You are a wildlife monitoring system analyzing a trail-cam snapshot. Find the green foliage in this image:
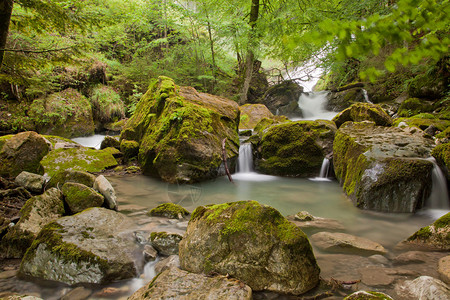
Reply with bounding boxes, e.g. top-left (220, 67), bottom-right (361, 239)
top-left (90, 85), bottom-right (125, 123)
